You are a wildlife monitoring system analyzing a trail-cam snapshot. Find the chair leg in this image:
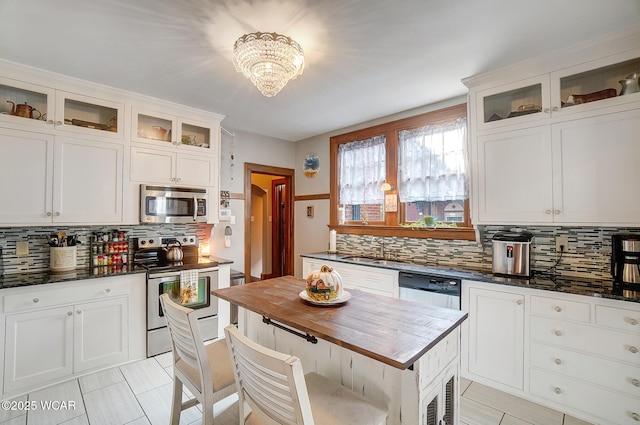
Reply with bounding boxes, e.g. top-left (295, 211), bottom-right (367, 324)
top-left (169, 377), bottom-right (184, 425)
top-left (202, 393), bottom-right (214, 425)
